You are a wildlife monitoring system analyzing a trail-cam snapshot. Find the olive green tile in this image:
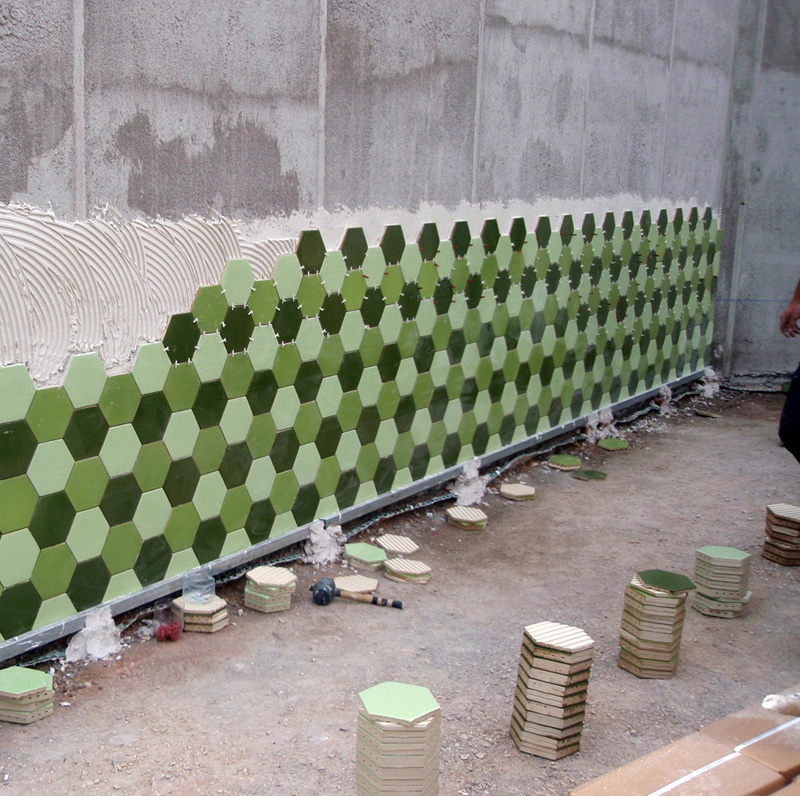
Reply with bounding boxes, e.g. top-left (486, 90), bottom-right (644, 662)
top-left (272, 387), bottom-right (300, 430)
top-left (246, 413), bottom-right (277, 458)
top-left (101, 522), bottom-right (142, 575)
top-left (192, 284), bottom-right (229, 332)
top-left (28, 440), bottom-right (74, 495)
top-left (163, 503), bottom-right (201, 552)
top-left (192, 472), bottom-right (227, 520)
top-left (26, 387), bottom-right (74, 442)
top-left (380, 265), bottom-right (405, 304)
top-left (63, 354), bottom-right (107, 409)
top-left (273, 344), bottom-right (301, 387)
top-left (269, 471), bottom-right (299, 514)
top-left (336, 392), bottom-right (362, 432)
top-left (318, 335), bottom-right (345, 376)
top-left (298, 274), bottom-right (326, 316)
top-left (163, 363), bottom-right (200, 411)
top-left (66, 508), bottom-right (109, 561)
top-left (220, 259), bottom-right (255, 306)
top-left (192, 333), bottom-right (228, 382)
top-left (100, 424), bottom-right (141, 477)
top-left (30, 543), bottom-right (76, 600)
top-left (342, 271), bottom-right (367, 311)
top-left (248, 280), bottom-right (280, 325)
top-left (314, 456), bottom-right (341, 496)
top-left (0, 475), bottom-right (37, 534)
top-left (274, 254), bottom-right (303, 300)
top-left (220, 485), bottom-right (252, 531)
top-left (377, 382), bottom-right (400, 420)
top-left (220, 353), bottom-right (254, 398)
top-left (65, 457), bottom-right (109, 512)
top-left (294, 402), bottom-right (322, 445)
top-left (0, 529), bottom-right (40, 587)
top-left (130, 442), bottom-right (169, 493)
top-left (133, 489), bottom-right (172, 540)
top-left (245, 455), bottom-right (277, 501)
top-left (132, 343), bottom-right (171, 394)
top-left (98, 373), bottom-right (141, 427)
